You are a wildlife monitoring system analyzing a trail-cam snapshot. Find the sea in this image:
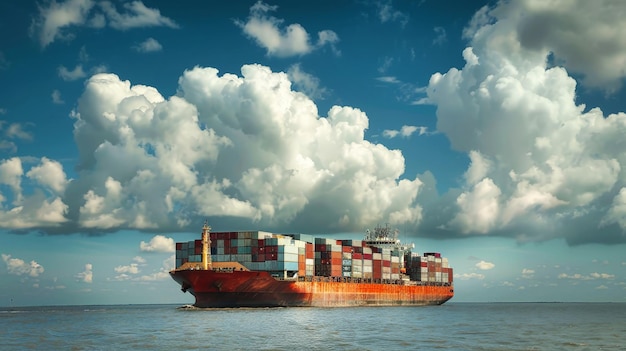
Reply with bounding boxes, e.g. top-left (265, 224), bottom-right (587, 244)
top-left (1, 303), bottom-right (624, 350)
